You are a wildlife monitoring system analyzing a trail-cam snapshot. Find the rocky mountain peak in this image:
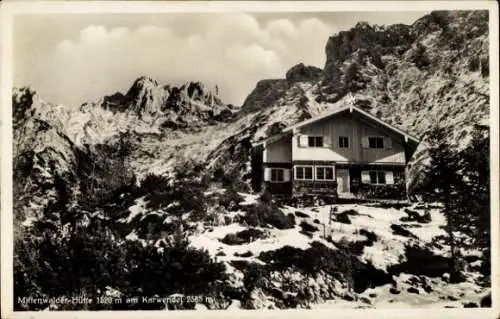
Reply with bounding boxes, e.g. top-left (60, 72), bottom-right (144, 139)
top-left (132, 76), bottom-right (159, 88)
top-left (85, 76), bottom-right (229, 122)
top-left (285, 63), bottom-right (323, 83)
top-left (125, 76), bottom-right (161, 101)
top-left (12, 87), bottom-right (72, 135)
top-left (323, 20), bottom-right (415, 73)
top-left (122, 76), bottom-right (166, 116)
